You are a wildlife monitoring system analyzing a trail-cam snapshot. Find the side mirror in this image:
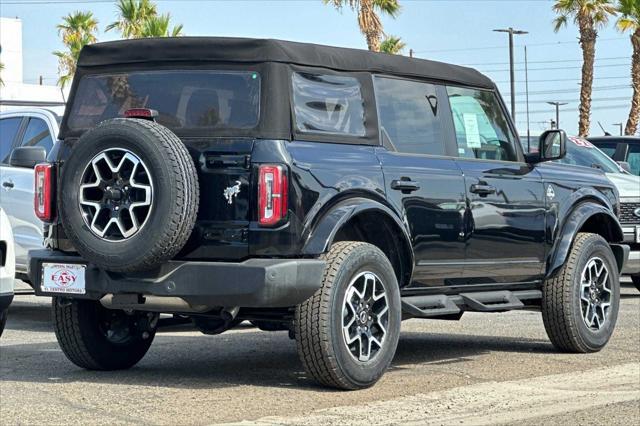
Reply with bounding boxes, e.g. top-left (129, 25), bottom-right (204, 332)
top-left (527, 130), bottom-right (567, 163)
top-left (9, 146), bottom-right (47, 169)
top-left (617, 161), bottom-right (631, 173)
